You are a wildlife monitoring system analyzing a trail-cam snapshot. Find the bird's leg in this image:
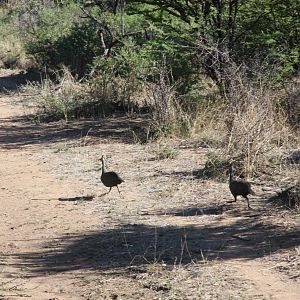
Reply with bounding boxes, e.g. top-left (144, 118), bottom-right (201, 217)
top-left (116, 185), bottom-right (121, 194)
top-left (107, 187), bottom-right (112, 194)
top-left (244, 196), bottom-right (251, 209)
top-left (227, 195), bottom-right (237, 203)
top-left (98, 188), bottom-right (111, 197)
